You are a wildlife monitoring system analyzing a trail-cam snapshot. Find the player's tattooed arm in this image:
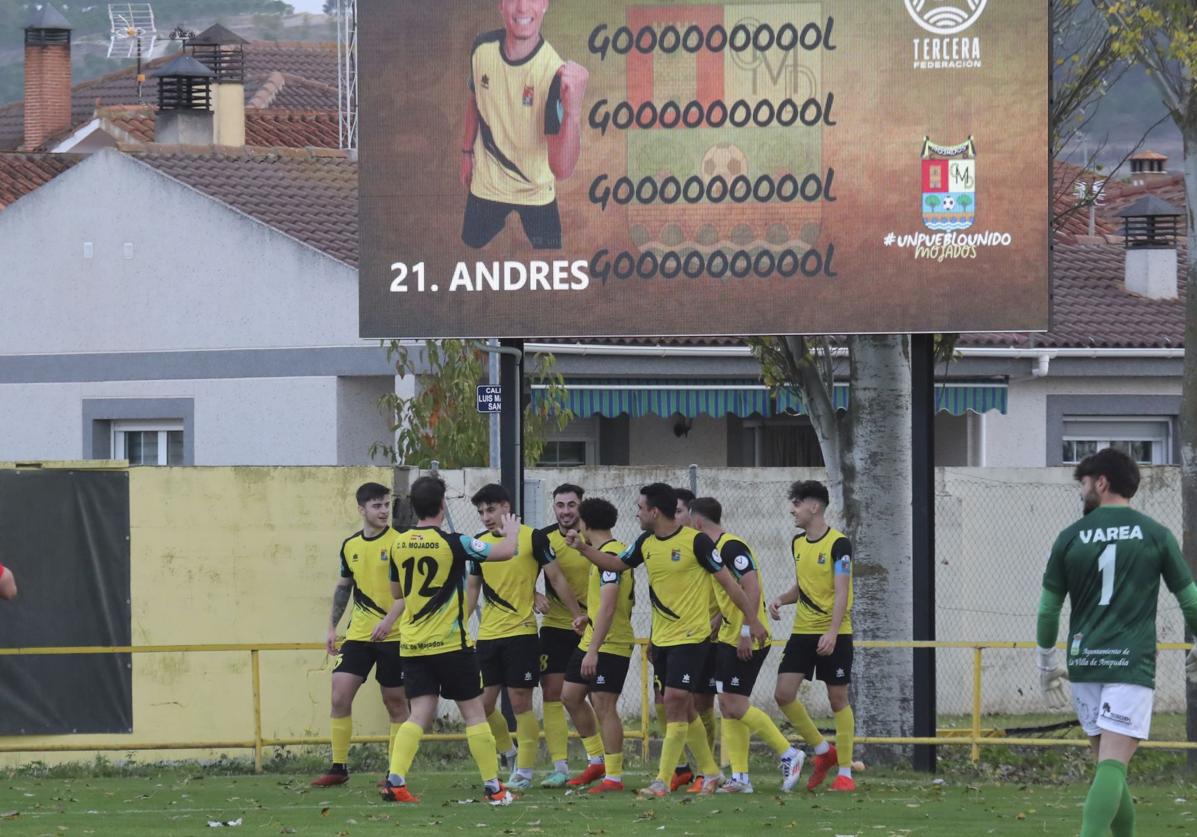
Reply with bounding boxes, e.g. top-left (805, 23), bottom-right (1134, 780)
top-left (326, 579), bottom-right (353, 655)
